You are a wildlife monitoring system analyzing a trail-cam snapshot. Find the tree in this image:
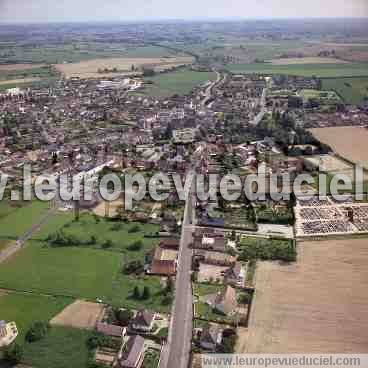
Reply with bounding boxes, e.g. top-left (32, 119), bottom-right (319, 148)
top-left (128, 224), bottom-right (141, 233)
top-left (142, 286), bottom-right (151, 300)
top-left (238, 292), bottom-right (252, 305)
top-left (26, 321), bottom-right (49, 342)
top-left (133, 286), bottom-right (140, 299)
top-left (115, 309), bottom-right (134, 326)
top-left (102, 239), bottom-right (113, 249)
top-left (4, 343), bottom-right (23, 364)
top-left (142, 67), bottom-right (155, 77)
top-left (128, 240), bottom-right (143, 251)
top-left (165, 277), bottom-right (174, 294)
